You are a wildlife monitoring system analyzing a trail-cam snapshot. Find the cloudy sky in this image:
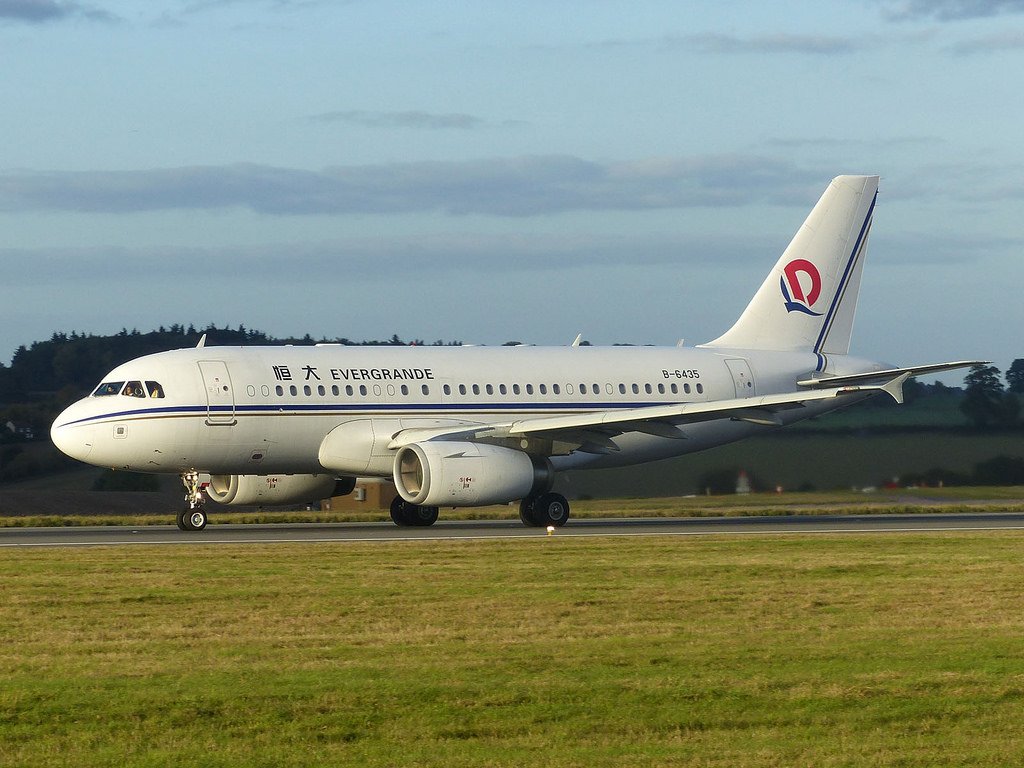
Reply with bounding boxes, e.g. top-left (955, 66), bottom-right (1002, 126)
top-left (2, 0), bottom-right (1023, 380)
